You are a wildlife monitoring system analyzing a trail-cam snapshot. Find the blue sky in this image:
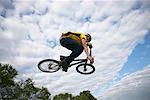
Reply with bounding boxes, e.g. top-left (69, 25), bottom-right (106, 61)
top-left (0, 0), bottom-right (150, 100)
top-left (118, 32), bottom-right (150, 78)
top-left (94, 32), bottom-right (150, 96)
